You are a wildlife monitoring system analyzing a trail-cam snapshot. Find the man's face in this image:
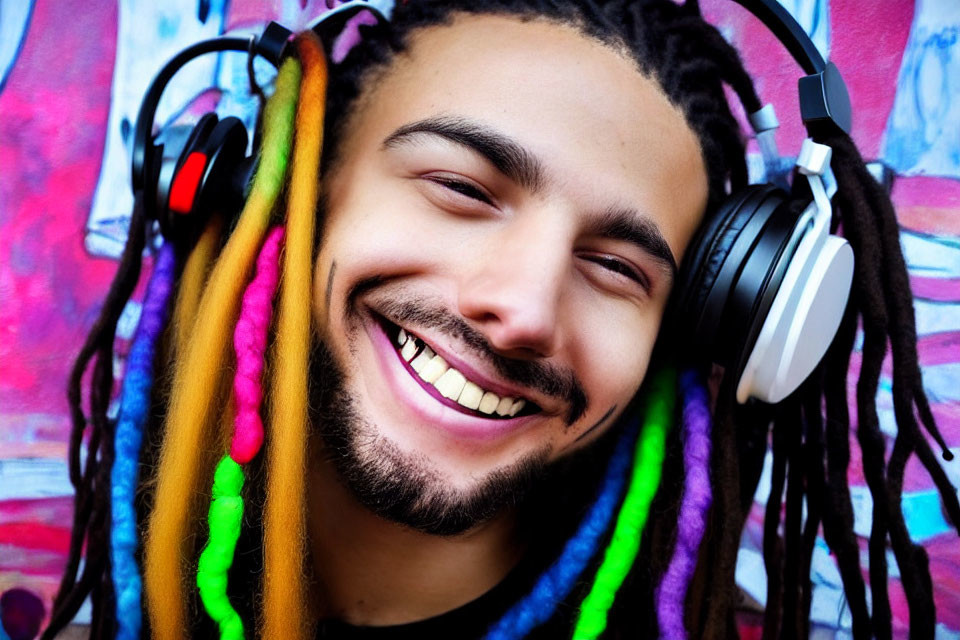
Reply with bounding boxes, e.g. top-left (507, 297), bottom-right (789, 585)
top-left (311, 14), bottom-right (708, 533)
